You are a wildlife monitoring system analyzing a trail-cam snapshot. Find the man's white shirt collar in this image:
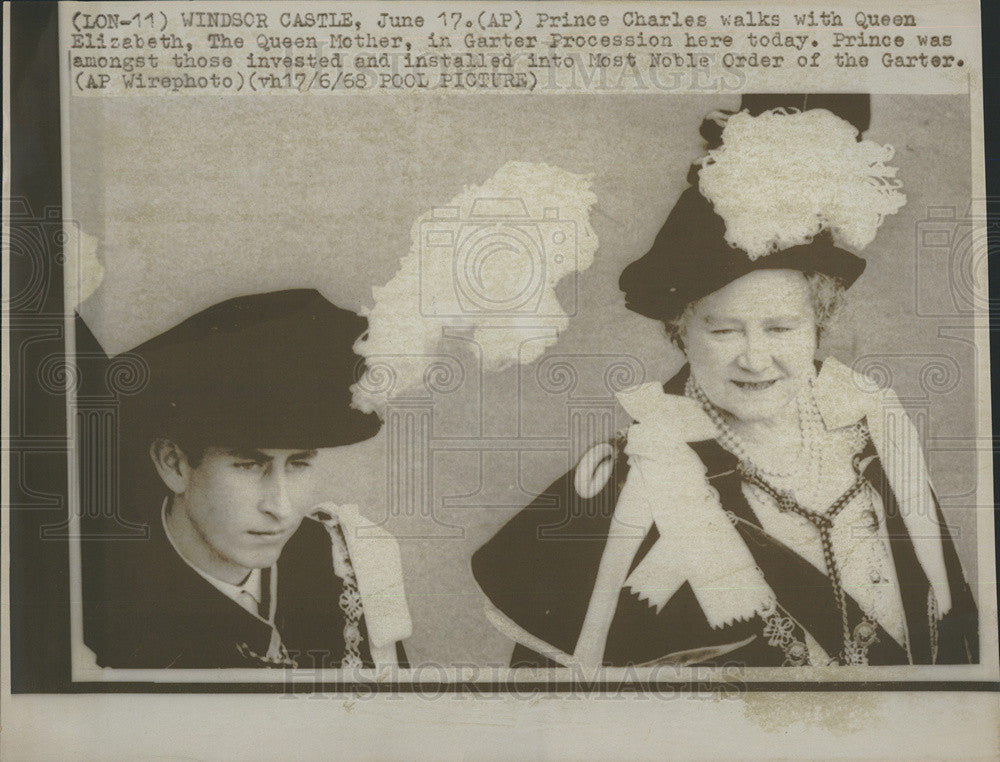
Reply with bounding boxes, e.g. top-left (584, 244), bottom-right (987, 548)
top-left (161, 499), bottom-right (268, 618)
